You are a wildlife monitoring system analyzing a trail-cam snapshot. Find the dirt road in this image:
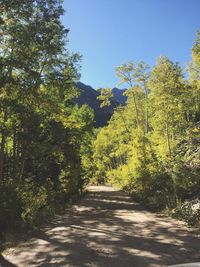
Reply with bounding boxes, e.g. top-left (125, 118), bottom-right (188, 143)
top-left (1, 186), bottom-right (200, 267)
